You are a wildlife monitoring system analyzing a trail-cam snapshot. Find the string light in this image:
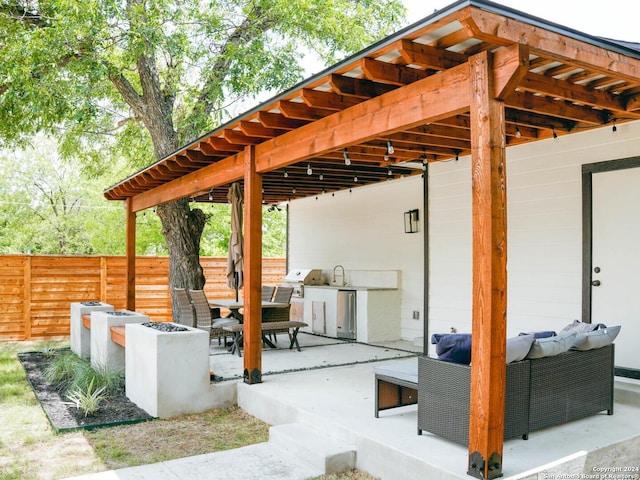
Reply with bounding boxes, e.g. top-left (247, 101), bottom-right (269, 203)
top-left (386, 140), bottom-right (394, 155)
top-left (284, 170), bottom-right (288, 178)
top-left (612, 119), bottom-right (618, 134)
top-left (552, 127), bottom-right (558, 141)
top-left (515, 126), bottom-right (521, 138)
top-left (208, 189), bottom-right (214, 201)
top-left (343, 148), bottom-right (351, 166)
top-left (354, 175), bottom-right (358, 183)
top-left (306, 164), bottom-right (312, 175)
top-left (319, 172), bottom-right (324, 181)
